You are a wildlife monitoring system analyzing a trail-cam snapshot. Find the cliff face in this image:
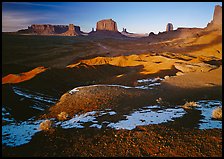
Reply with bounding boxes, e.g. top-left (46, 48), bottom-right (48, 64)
top-left (54, 25), bottom-right (69, 34)
top-left (206, 5), bottom-right (222, 30)
top-left (96, 19), bottom-right (118, 32)
top-left (30, 24), bottom-right (55, 34)
top-left (212, 5), bottom-right (222, 26)
top-left (61, 24), bottom-right (79, 36)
